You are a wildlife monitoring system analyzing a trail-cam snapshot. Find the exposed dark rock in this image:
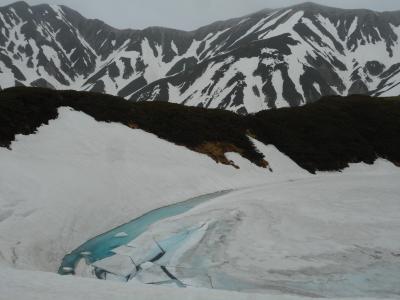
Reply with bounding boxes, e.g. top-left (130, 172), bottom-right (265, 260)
top-left (120, 57), bottom-right (134, 80)
top-left (119, 76), bottom-right (147, 98)
top-left (349, 80), bottom-right (369, 95)
top-left (31, 78), bottom-right (55, 90)
top-left (90, 80), bottom-right (106, 93)
top-left (365, 61), bottom-right (385, 76)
